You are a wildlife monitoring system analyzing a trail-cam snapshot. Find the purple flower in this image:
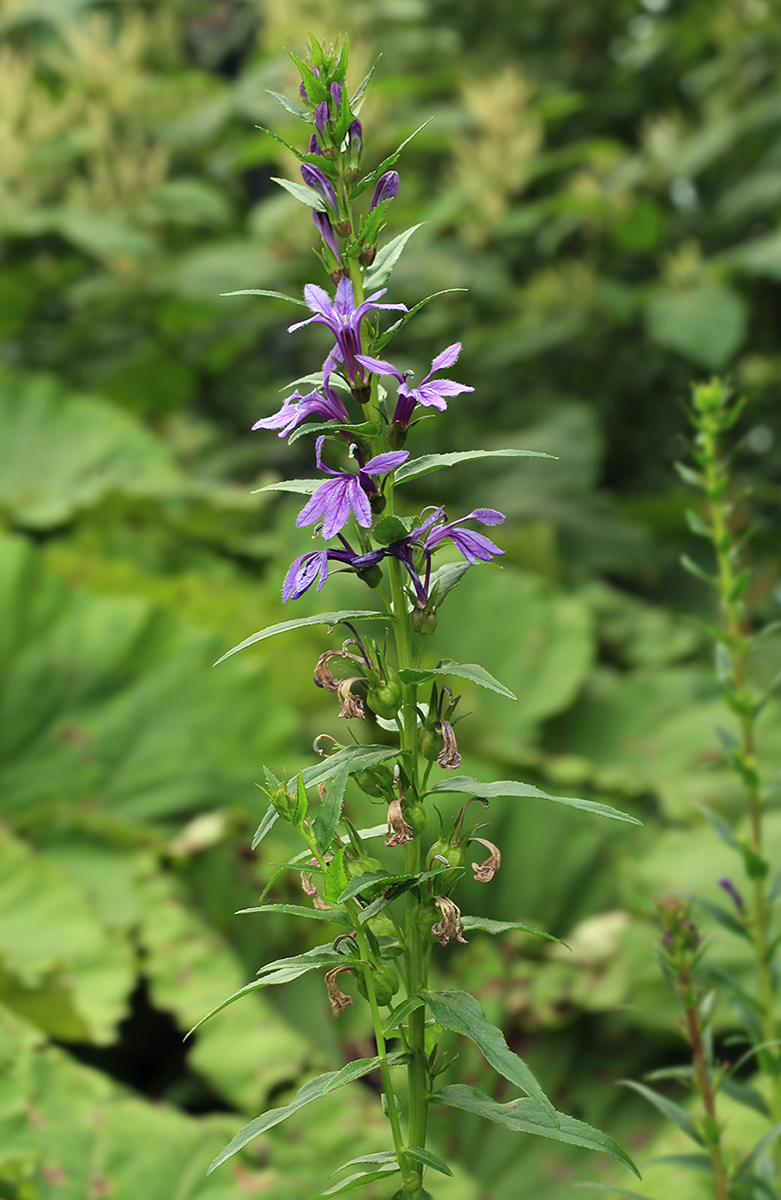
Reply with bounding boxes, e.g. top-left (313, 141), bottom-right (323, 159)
top-left (718, 877), bottom-right (745, 913)
top-left (356, 343), bottom-right (474, 428)
top-left (251, 378), bottom-right (349, 439)
top-left (426, 508), bottom-right (505, 563)
top-left (309, 133), bottom-right (321, 155)
top-left (348, 119), bottom-right (362, 158)
top-left (300, 163), bottom-right (338, 216)
top-left (289, 278), bottom-right (407, 386)
top-left (312, 210), bottom-right (342, 263)
top-left (370, 170), bottom-right (399, 211)
top-left (283, 539), bottom-right (386, 603)
top-left (384, 507), bottom-right (505, 605)
top-left (330, 81), bottom-right (342, 108)
top-left (315, 101), bottom-right (329, 137)
top-left (296, 436), bottom-right (409, 540)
